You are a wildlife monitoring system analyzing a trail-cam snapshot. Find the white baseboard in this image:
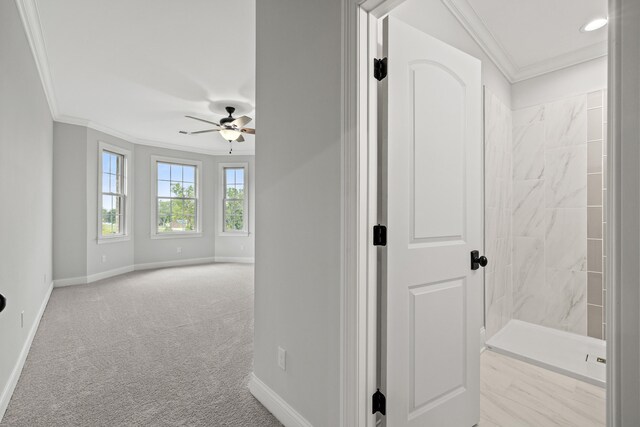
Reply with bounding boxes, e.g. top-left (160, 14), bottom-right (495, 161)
top-left (214, 256), bottom-right (255, 264)
top-left (248, 373), bottom-right (313, 427)
top-left (87, 266), bottom-right (134, 283)
top-left (0, 281), bottom-right (53, 422)
top-left (53, 265), bottom-right (134, 287)
top-left (134, 257), bottom-right (216, 271)
top-left (53, 256), bottom-right (244, 286)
